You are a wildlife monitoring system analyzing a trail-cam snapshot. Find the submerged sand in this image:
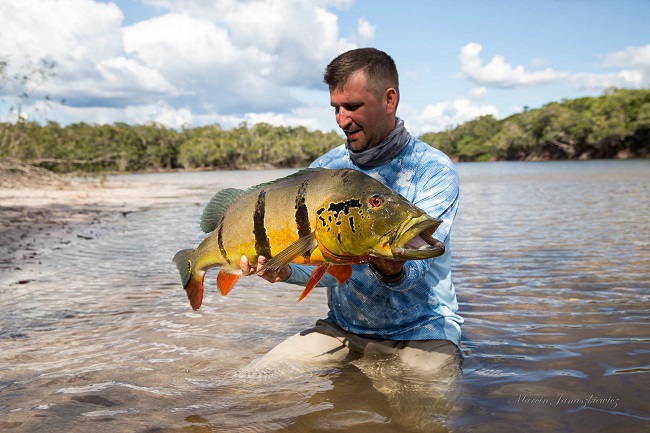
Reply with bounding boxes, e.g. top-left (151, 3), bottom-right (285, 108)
top-left (0, 160), bottom-right (188, 273)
